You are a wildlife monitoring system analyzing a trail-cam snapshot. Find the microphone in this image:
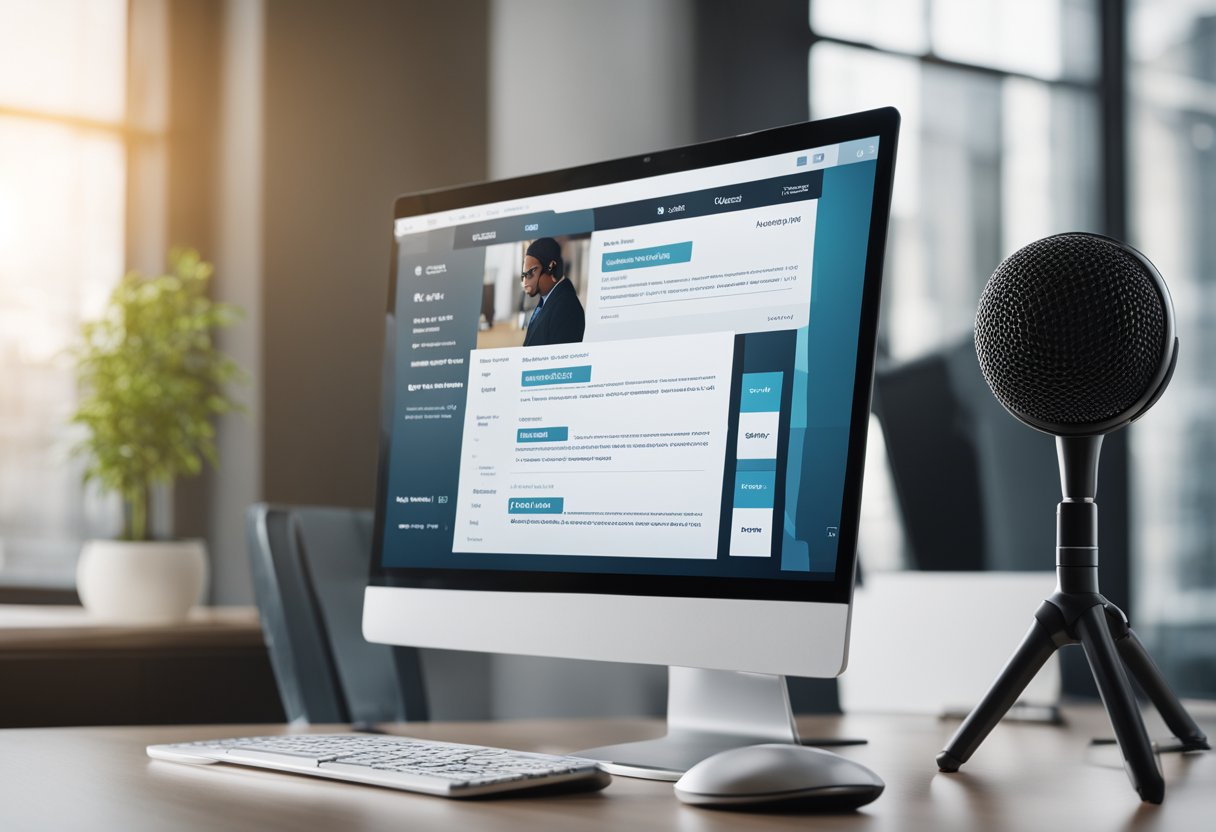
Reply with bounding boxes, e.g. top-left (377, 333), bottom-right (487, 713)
top-left (974, 232), bottom-right (1178, 498)
top-left (939, 231), bottom-right (1209, 805)
top-left (975, 231), bottom-right (1177, 437)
